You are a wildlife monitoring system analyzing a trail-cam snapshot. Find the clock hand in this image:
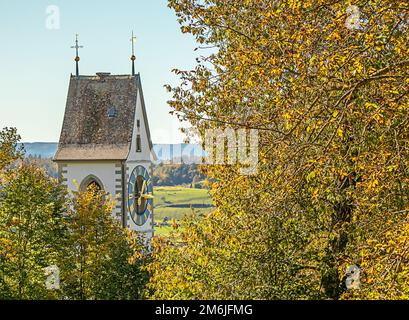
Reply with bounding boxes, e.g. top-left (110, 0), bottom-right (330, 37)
top-left (138, 181), bottom-right (147, 206)
top-left (138, 193), bottom-right (142, 206)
